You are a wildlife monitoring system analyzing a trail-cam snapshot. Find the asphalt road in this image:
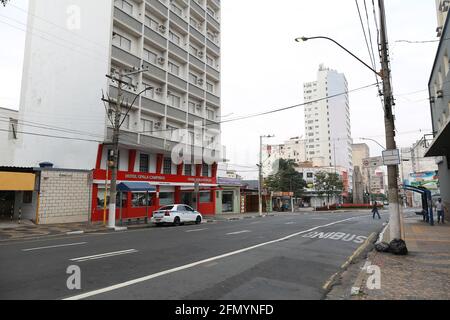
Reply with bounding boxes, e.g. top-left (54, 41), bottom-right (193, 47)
top-left (0, 211), bottom-right (388, 300)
